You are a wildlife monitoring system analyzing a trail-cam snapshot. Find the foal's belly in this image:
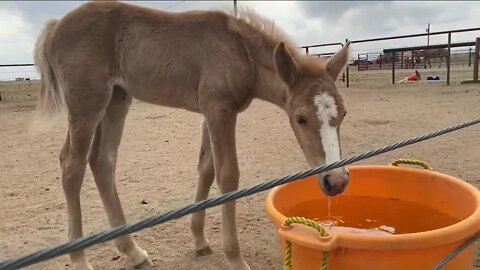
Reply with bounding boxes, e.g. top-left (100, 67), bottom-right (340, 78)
top-left (124, 81), bottom-right (200, 113)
